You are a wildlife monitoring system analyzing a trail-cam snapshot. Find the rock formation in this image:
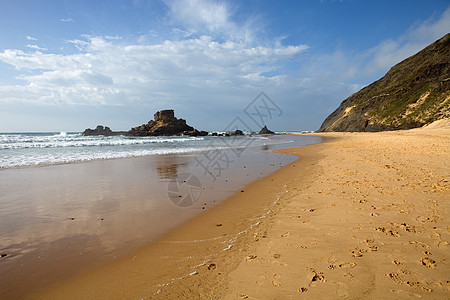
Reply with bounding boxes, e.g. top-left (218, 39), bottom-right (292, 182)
top-left (319, 33), bottom-right (450, 132)
top-left (258, 125), bottom-right (275, 134)
top-left (83, 110), bottom-right (207, 137)
top-left (128, 110), bottom-right (207, 136)
top-left (82, 125), bottom-right (118, 136)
